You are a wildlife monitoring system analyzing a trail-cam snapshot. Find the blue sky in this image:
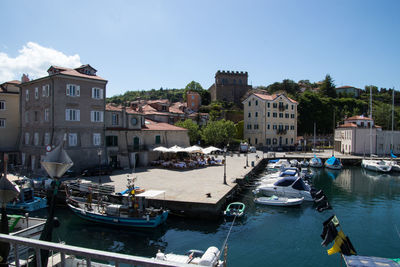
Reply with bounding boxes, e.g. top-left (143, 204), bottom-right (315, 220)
top-left (1, 0), bottom-right (399, 97)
